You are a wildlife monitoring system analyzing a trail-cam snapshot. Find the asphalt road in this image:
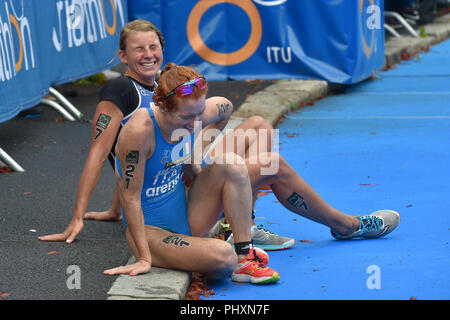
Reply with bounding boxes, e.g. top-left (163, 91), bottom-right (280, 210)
top-left (0, 78), bottom-right (272, 300)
